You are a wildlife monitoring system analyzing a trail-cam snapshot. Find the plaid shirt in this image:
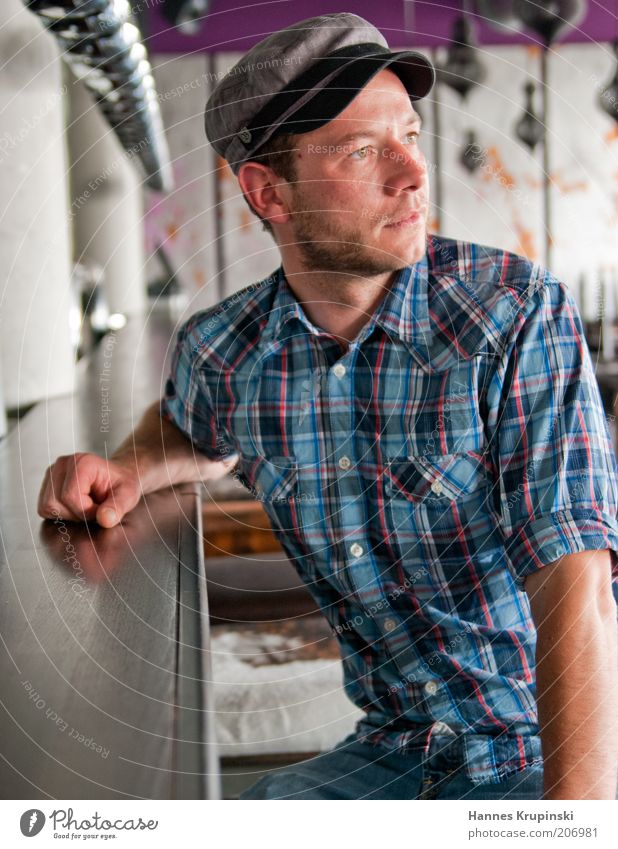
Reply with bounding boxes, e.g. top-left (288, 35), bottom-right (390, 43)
top-left (161, 234), bottom-right (618, 785)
